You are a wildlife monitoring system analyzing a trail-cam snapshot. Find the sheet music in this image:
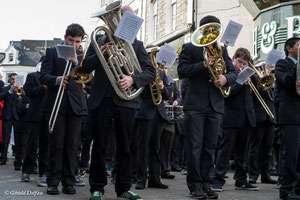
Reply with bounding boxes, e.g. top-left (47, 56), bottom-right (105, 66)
top-left (221, 20), bottom-right (243, 47)
top-left (15, 75), bottom-right (24, 86)
top-left (156, 43), bottom-right (177, 67)
top-left (56, 45), bottom-right (76, 61)
top-left (114, 11), bottom-right (144, 44)
top-left (236, 66), bottom-right (255, 85)
top-left (265, 49), bottom-right (284, 67)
